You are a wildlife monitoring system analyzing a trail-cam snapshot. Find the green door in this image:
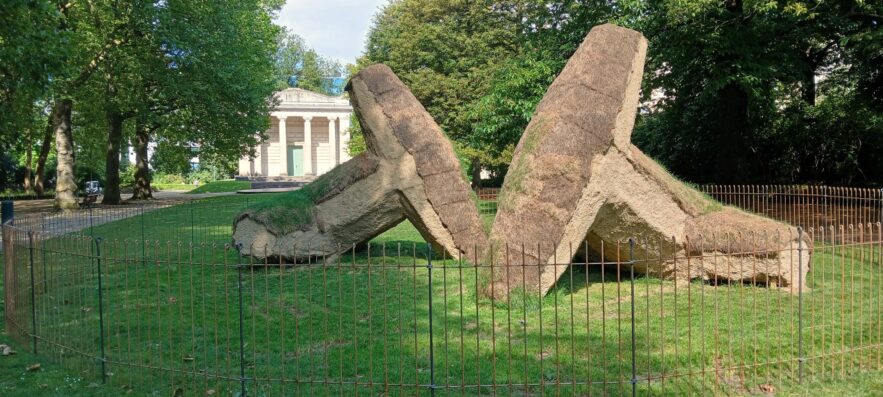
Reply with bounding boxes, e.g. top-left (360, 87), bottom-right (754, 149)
top-left (287, 146), bottom-right (303, 176)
